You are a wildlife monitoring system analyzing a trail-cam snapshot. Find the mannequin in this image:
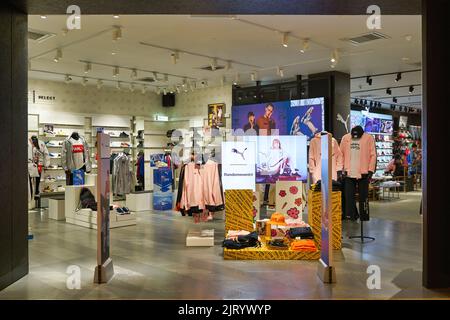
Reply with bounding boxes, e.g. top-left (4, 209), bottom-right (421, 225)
top-left (309, 131), bottom-right (343, 184)
top-left (29, 135), bottom-right (50, 197)
top-left (340, 125), bottom-right (376, 221)
top-left (62, 131), bottom-right (91, 185)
